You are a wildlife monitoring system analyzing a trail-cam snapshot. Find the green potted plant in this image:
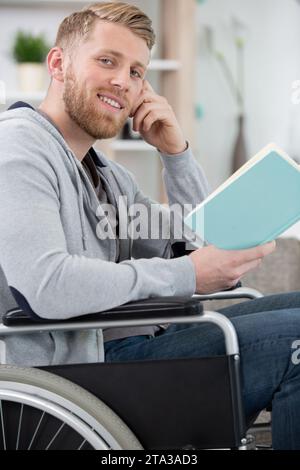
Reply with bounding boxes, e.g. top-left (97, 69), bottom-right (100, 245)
top-left (12, 30), bottom-right (49, 93)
